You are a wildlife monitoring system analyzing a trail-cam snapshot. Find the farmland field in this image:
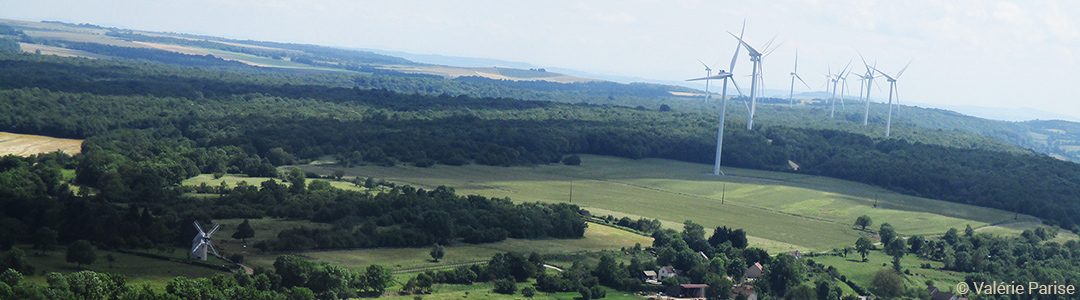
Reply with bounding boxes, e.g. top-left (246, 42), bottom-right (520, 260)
top-left (181, 174), bottom-right (369, 192)
top-left (298, 155), bottom-right (1074, 252)
top-left (814, 251), bottom-right (967, 293)
top-left (22, 247), bottom-right (228, 289)
top-left (0, 131), bottom-right (83, 156)
top-left (244, 223), bottom-right (651, 274)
